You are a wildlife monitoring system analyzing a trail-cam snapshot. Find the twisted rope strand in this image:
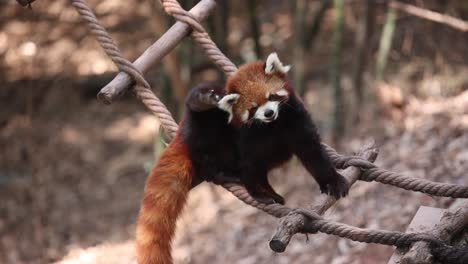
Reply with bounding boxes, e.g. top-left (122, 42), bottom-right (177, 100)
top-left (361, 168), bottom-right (468, 198)
top-left (290, 208), bottom-right (441, 247)
top-left (71, 0), bottom-right (179, 138)
top-left (160, 0), bottom-right (238, 76)
top-left (322, 143), bottom-right (468, 198)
